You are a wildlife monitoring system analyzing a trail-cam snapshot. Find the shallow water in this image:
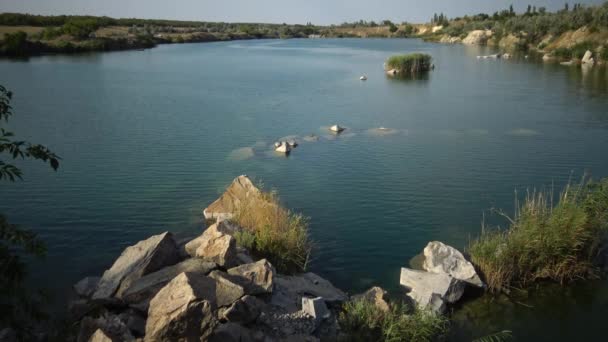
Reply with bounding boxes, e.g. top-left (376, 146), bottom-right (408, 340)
top-left (1, 38), bottom-right (608, 340)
